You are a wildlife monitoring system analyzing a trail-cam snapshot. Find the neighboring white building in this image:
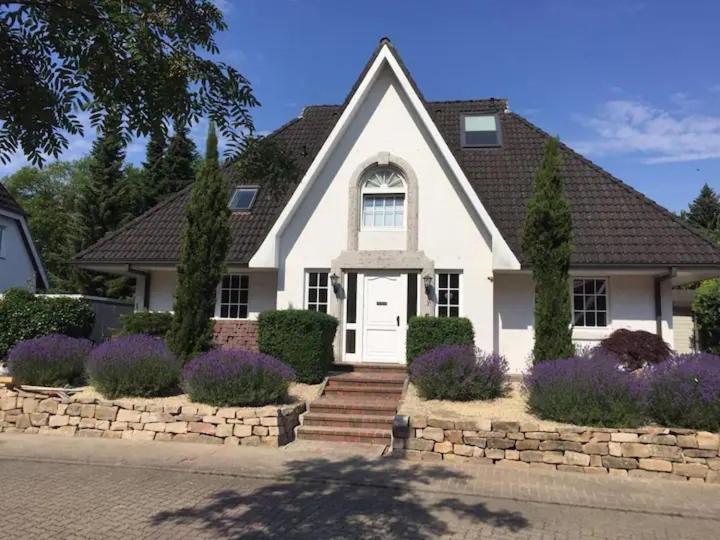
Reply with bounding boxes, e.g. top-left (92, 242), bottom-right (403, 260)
top-left (0, 183), bottom-right (48, 293)
top-left (74, 39), bottom-right (720, 373)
